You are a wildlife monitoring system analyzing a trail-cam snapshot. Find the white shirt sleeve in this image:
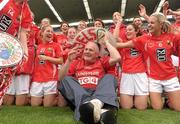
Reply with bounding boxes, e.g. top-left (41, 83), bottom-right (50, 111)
top-left (171, 55), bottom-right (179, 67)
